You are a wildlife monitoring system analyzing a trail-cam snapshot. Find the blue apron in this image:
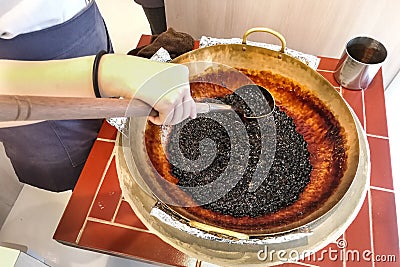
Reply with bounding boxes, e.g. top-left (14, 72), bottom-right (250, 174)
top-left (0, 1), bottom-right (113, 191)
